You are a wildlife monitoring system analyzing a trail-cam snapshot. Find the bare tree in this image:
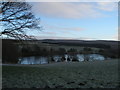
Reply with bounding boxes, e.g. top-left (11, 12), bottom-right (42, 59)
top-left (0, 1), bottom-right (41, 39)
